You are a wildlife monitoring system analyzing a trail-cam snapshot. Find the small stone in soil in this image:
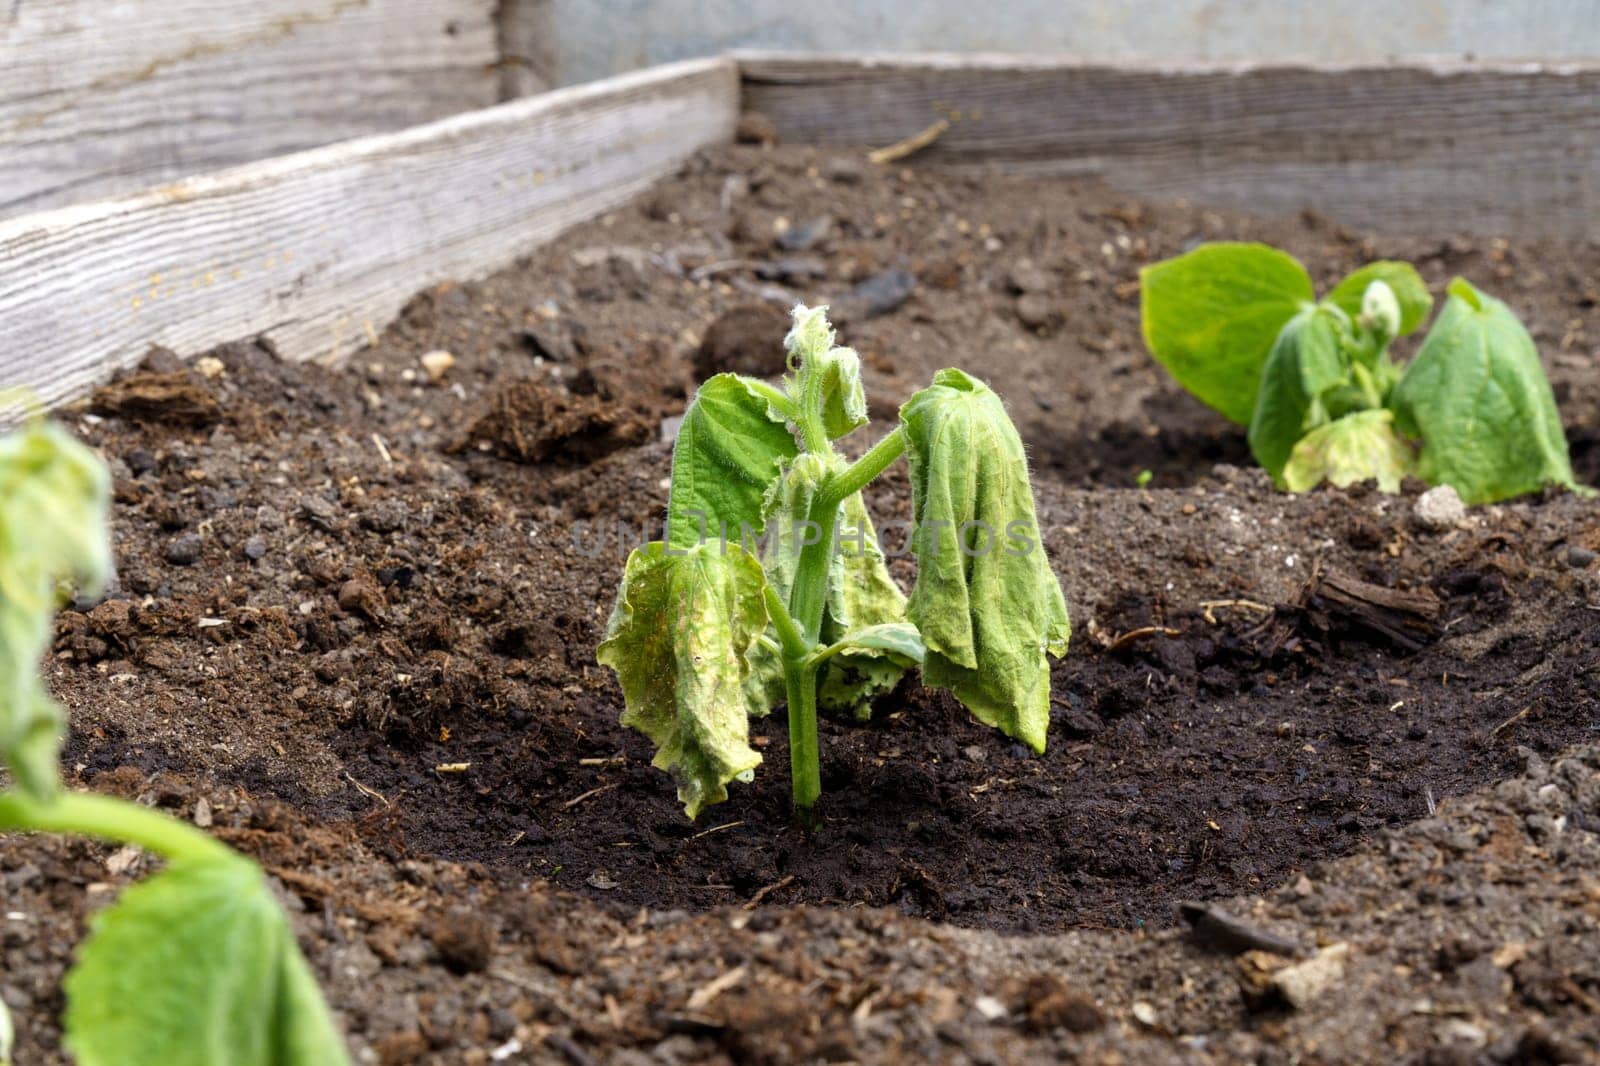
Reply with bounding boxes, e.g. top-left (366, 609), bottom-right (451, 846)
top-left (1566, 544), bottom-right (1596, 568)
top-left (338, 575), bottom-right (387, 621)
top-left (361, 498), bottom-right (410, 534)
top-left (754, 257), bottom-right (827, 282)
top-left (824, 156), bottom-right (864, 184)
top-left (1179, 901), bottom-right (1306, 957)
top-left (164, 533), bottom-right (202, 566)
top-left (973, 995), bottom-right (1008, 1021)
top-left (419, 350), bottom-right (456, 382)
top-left (518, 325), bottom-right (576, 363)
top-left (775, 215), bottom-right (832, 252)
top-left (833, 270), bottom-right (917, 322)
top-left (1413, 485), bottom-right (1466, 531)
top-left (1017, 293), bottom-right (1062, 331)
top-left (242, 535), bottom-right (267, 561)
top-left (1006, 260), bottom-right (1053, 294)
top-left (299, 495), bottom-right (340, 531)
